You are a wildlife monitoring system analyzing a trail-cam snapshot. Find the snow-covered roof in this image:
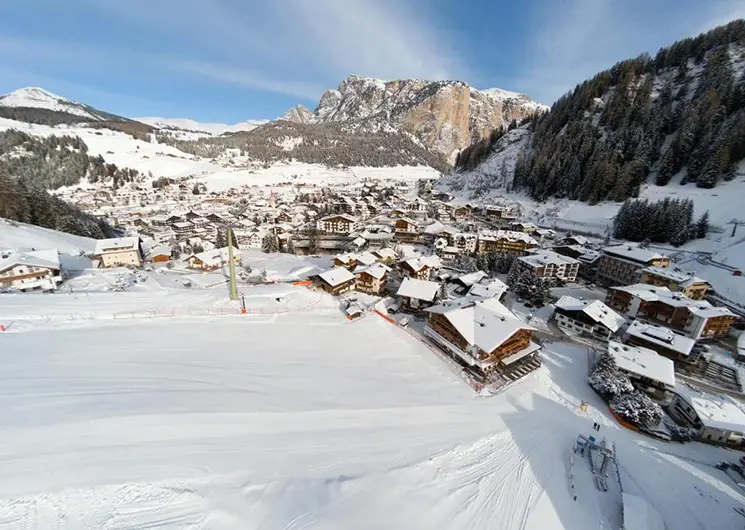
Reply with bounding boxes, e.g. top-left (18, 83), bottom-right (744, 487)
top-left (145, 246), bottom-right (171, 258)
top-left (319, 267), bottom-right (356, 287)
top-left (519, 250), bottom-right (579, 268)
top-left (564, 235), bottom-right (588, 245)
top-left (641, 266), bottom-right (708, 287)
top-left (334, 253), bottom-right (357, 264)
top-left (355, 262), bottom-right (390, 280)
top-left (613, 284), bottom-right (735, 316)
top-left (454, 270), bottom-right (489, 287)
top-left (355, 251), bottom-right (378, 266)
top-left (624, 320), bottom-right (695, 357)
top-left (423, 220), bottom-right (456, 235)
top-left (555, 296), bottom-right (625, 332)
top-left (426, 297), bottom-right (535, 354)
top-left (0, 249), bottom-right (60, 272)
top-left (396, 278), bottom-right (440, 302)
top-left (602, 244), bottom-right (667, 264)
top-left (478, 230), bottom-right (538, 246)
top-left (94, 237), bottom-right (139, 255)
top-left (678, 390), bottom-right (745, 433)
top-left (468, 278), bottom-right (508, 299)
top-left (351, 236), bottom-right (367, 248)
top-left (373, 248), bottom-right (397, 259)
top-left (192, 246), bottom-right (239, 267)
top-left (608, 341), bottom-right (675, 388)
top-left (321, 213), bottom-right (358, 222)
top-left (622, 493), bottom-right (666, 530)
